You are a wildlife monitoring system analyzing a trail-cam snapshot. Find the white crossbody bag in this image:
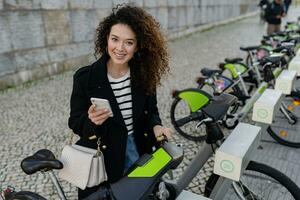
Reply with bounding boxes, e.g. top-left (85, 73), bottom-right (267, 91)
top-left (59, 135), bottom-right (107, 190)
